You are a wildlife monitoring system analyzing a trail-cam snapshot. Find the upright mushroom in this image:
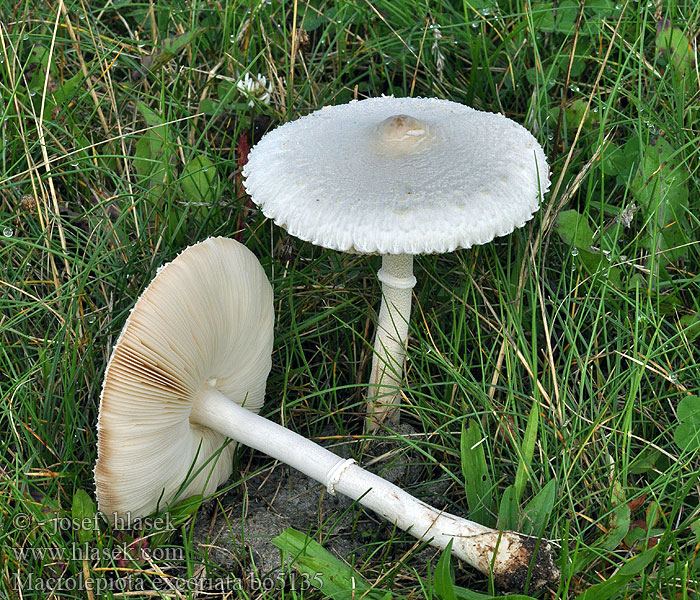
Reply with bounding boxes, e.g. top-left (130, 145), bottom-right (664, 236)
top-left (243, 96), bottom-right (550, 430)
top-left (95, 237), bottom-right (559, 592)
